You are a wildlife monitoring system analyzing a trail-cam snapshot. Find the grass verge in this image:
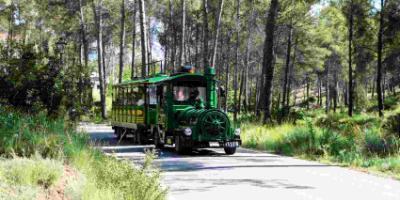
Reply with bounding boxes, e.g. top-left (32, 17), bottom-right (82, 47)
top-left (0, 105), bottom-right (166, 200)
top-left (241, 111), bottom-right (400, 180)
